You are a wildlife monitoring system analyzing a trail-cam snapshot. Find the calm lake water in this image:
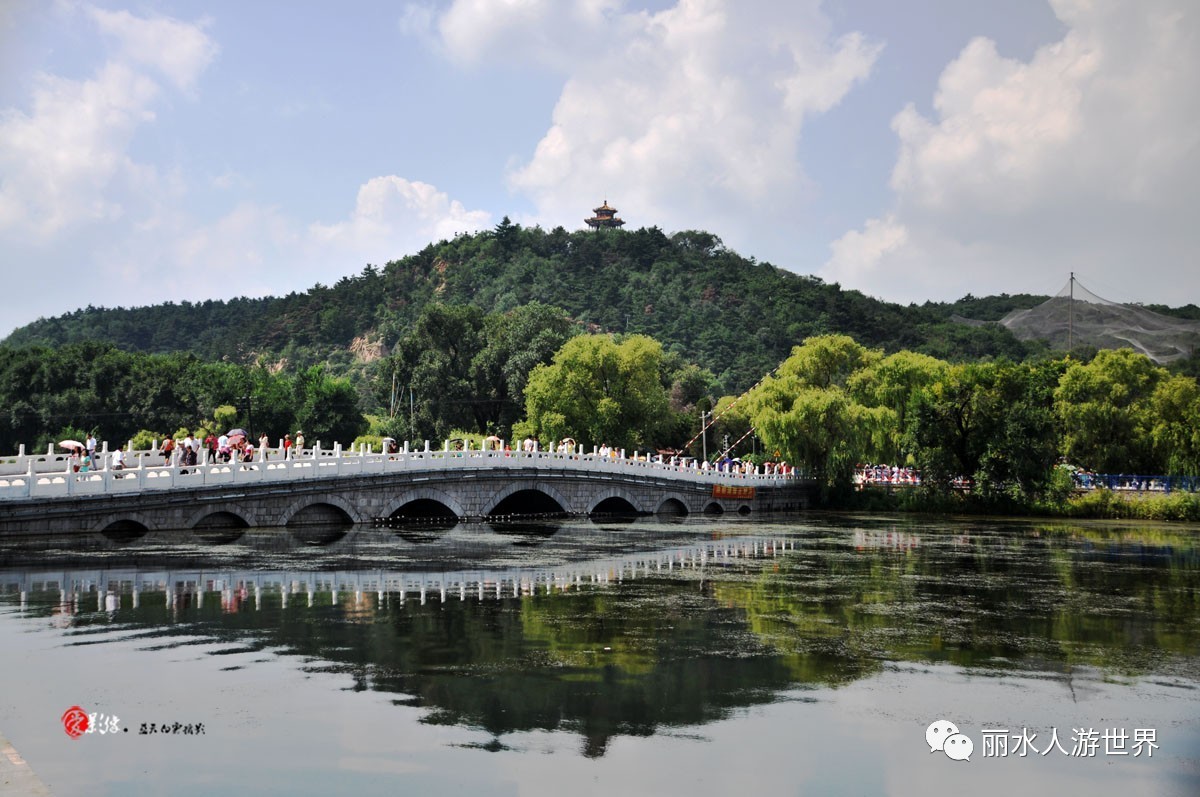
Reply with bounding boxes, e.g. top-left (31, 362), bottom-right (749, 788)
top-left (1, 514), bottom-right (1197, 797)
